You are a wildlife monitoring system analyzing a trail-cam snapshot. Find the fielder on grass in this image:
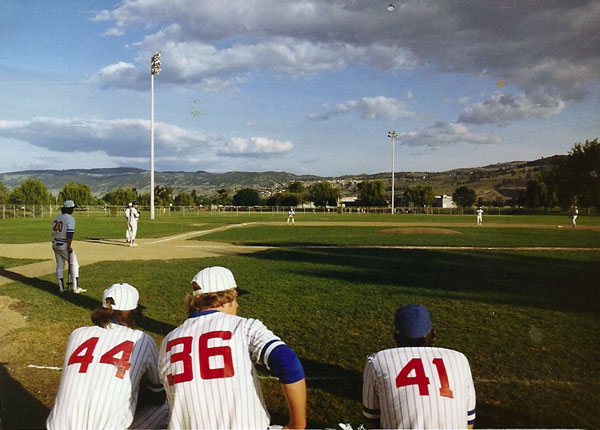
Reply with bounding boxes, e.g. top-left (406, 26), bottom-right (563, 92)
top-left (46, 283), bottom-right (168, 430)
top-left (129, 201), bottom-right (141, 247)
top-left (125, 202), bottom-right (133, 244)
top-left (158, 266), bottom-right (307, 429)
top-left (362, 304), bottom-right (476, 429)
top-left (51, 200), bottom-right (85, 294)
